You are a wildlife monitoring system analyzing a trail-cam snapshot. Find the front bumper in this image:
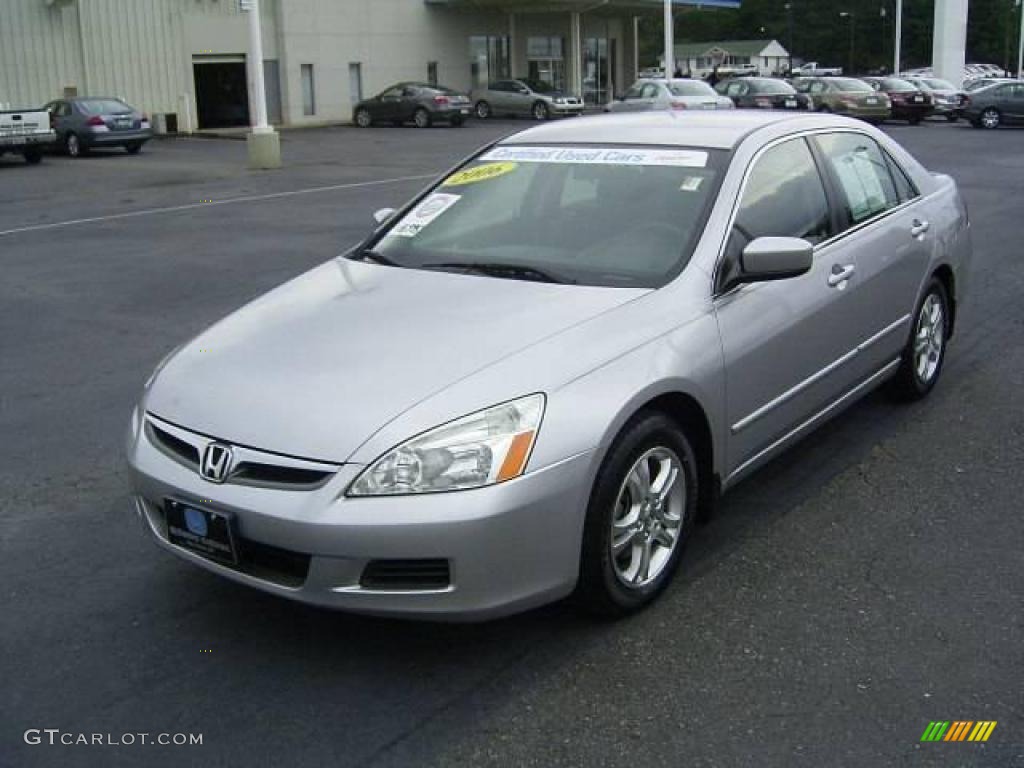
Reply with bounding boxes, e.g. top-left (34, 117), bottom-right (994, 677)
top-left (549, 102), bottom-right (585, 116)
top-left (127, 414), bottom-right (594, 620)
